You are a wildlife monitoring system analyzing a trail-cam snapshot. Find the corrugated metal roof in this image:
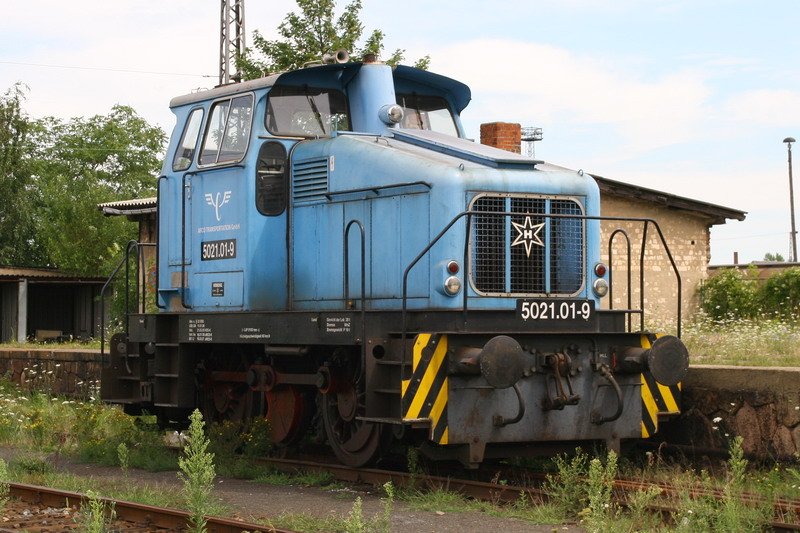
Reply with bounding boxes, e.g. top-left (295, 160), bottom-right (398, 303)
top-left (98, 197), bottom-right (157, 209)
top-left (98, 197), bottom-right (157, 217)
top-left (0, 267), bottom-right (105, 282)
